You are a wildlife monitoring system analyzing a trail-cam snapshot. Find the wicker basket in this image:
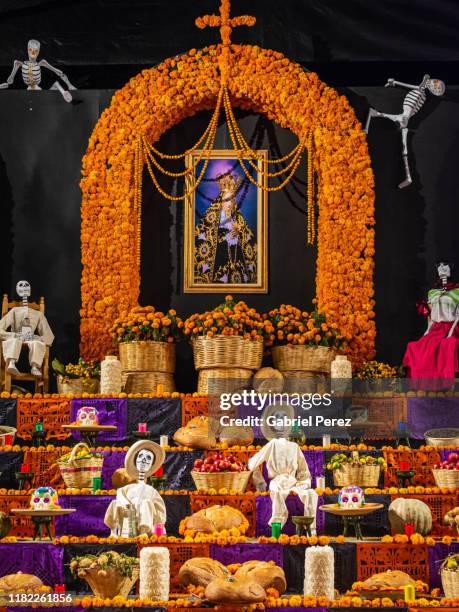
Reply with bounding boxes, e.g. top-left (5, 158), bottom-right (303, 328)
top-left (119, 341), bottom-right (175, 373)
top-left (193, 336), bottom-right (263, 370)
top-left (56, 375), bottom-right (99, 395)
top-left (57, 442), bottom-right (104, 488)
top-left (333, 463), bottom-right (381, 487)
top-left (191, 470), bottom-right (251, 492)
top-left (272, 345), bottom-right (335, 373)
top-left (79, 565), bottom-right (139, 599)
top-left (282, 371), bottom-right (327, 394)
top-left (197, 368), bottom-right (253, 394)
top-left (122, 371), bottom-right (175, 393)
top-left (441, 567), bottom-right (459, 599)
top-left (432, 468), bottom-right (459, 489)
